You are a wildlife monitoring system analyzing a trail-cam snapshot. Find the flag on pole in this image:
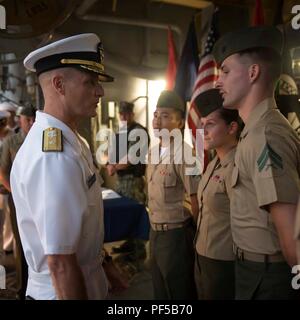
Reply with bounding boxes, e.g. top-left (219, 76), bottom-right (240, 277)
top-left (188, 8), bottom-right (219, 145)
top-left (251, 0), bottom-right (264, 26)
top-left (165, 27), bottom-right (178, 90)
top-left (174, 20), bottom-right (199, 102)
